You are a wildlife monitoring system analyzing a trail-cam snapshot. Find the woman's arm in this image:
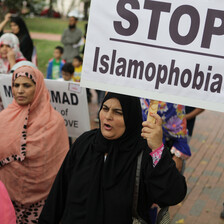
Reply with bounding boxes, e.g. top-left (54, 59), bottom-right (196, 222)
top-left (185, 108), bottom-right (204, 120)
top-left (0, 13), bottom-right (11, 32)
top-left (145, 149), bottom-right (187, 207)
